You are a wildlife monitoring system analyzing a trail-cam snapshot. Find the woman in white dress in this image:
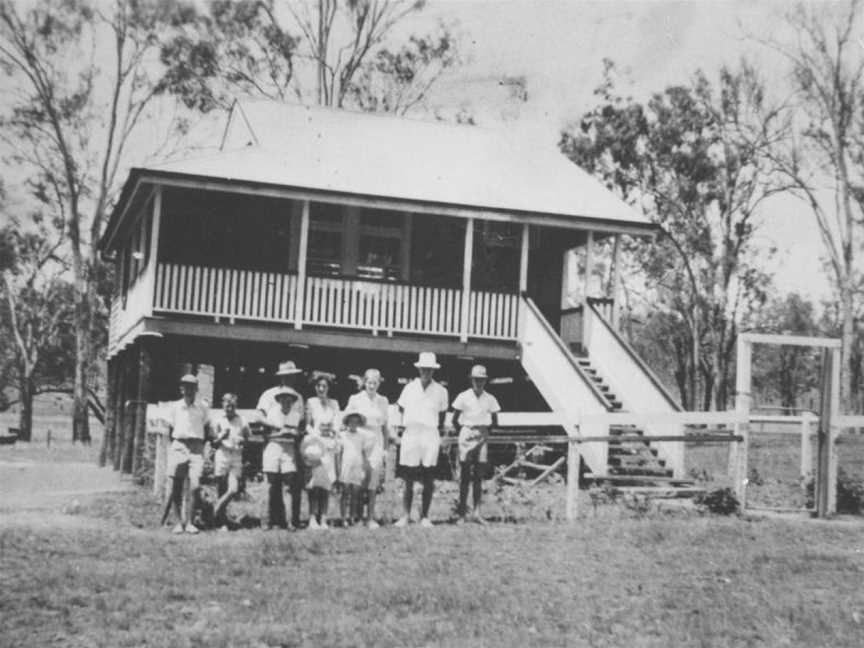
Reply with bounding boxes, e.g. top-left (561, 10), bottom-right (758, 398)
top-left (304, 375), bottom-right (340, 530)
top-left (345, 368), bottom-right (389, 528)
